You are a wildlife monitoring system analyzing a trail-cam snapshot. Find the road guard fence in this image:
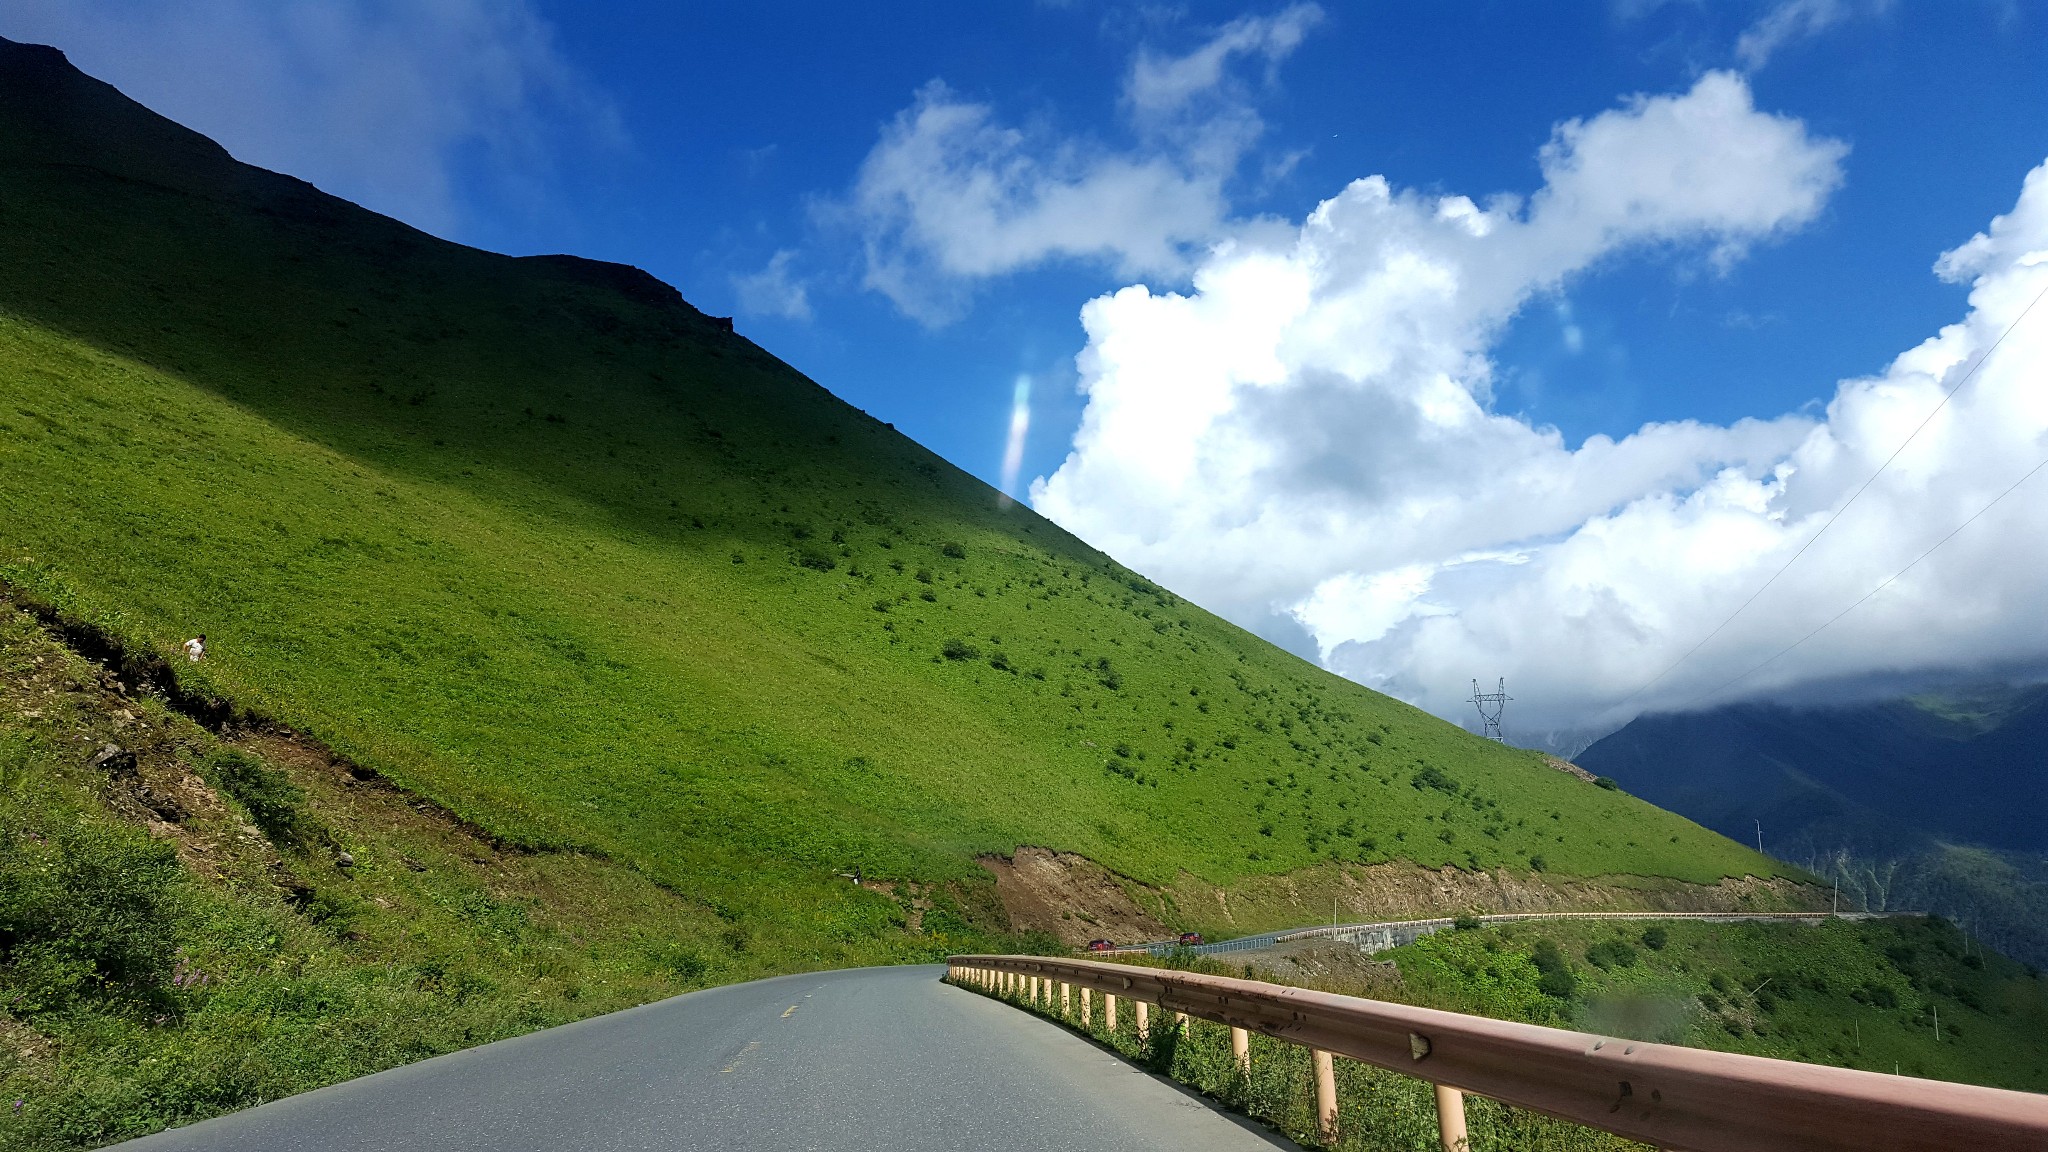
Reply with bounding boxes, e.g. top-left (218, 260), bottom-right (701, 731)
top-left (947, 953), bottom-right (2048, 1152)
